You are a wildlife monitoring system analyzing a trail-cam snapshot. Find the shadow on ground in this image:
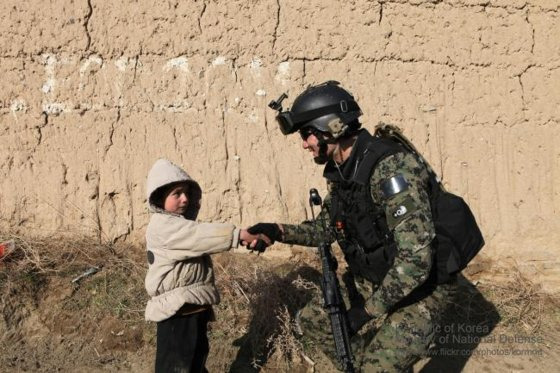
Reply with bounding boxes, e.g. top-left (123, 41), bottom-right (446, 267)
top-left (228, 268), bottom-right (499, 373)
top-left (228, 264), bottom-right (320, 373)
top-left (419, 274), bottom-right (501, 372)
